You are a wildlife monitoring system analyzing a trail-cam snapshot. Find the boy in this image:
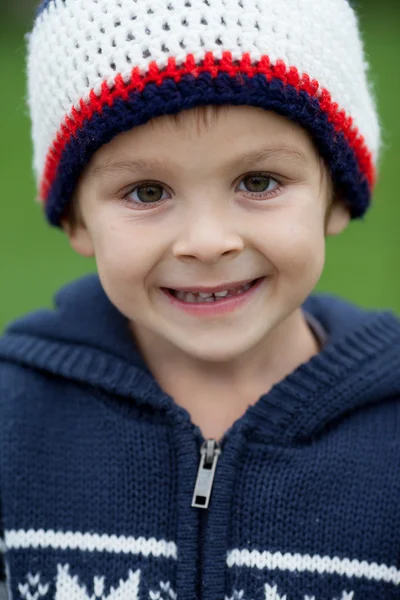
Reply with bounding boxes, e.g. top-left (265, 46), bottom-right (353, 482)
top-left (1, 0), bottom-right (400, 598)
